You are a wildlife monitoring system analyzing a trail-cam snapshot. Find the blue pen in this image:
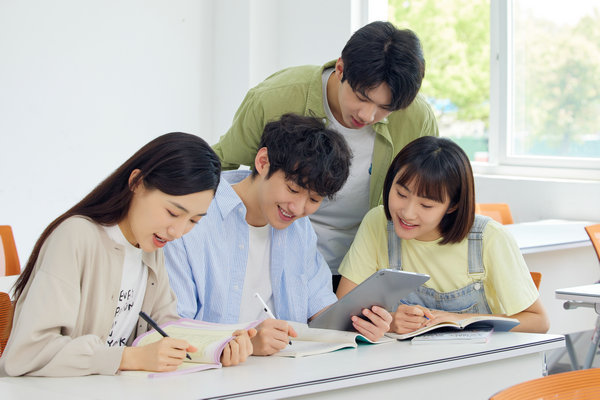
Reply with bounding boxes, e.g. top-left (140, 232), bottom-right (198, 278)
top-left (139, 311), bottom-right (192, 360)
